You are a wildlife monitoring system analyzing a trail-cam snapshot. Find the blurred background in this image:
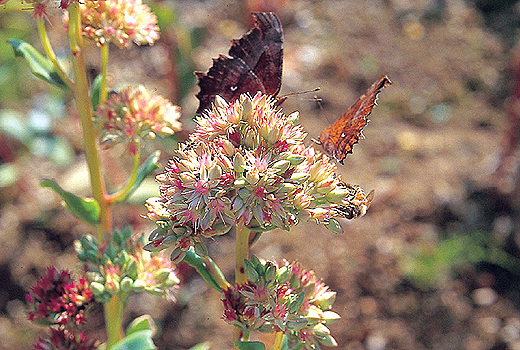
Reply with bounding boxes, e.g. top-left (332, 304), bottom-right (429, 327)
top-left (2, 0), bottom-right (520, 349)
